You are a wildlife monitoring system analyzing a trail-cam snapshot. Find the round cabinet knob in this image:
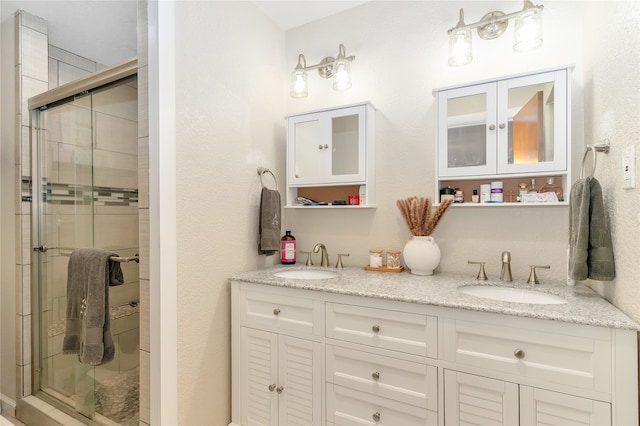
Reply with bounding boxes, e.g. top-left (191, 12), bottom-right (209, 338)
top-left (318, 144), bottom-right (323, 150)
top-left (273, 308), bottom-right (280, 316)
top-left (514, 348), bottom-right (526, 359)
top-left (499, 123), bottom-right (506, 129)
top-left (268, 384), bottom-right (276, 392)
top-left (372, 324), bottom-right (380, 333)
top-left (372, 412), bottom-right (381, 422)
top-left (489, 124), bottom-right (496, 131)
top-left (276, 386), bottom-right (284, 394)
top-left (371, 371), bottom-right (380, 381)
top-left (323, 144), bottom-right (329, 149)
